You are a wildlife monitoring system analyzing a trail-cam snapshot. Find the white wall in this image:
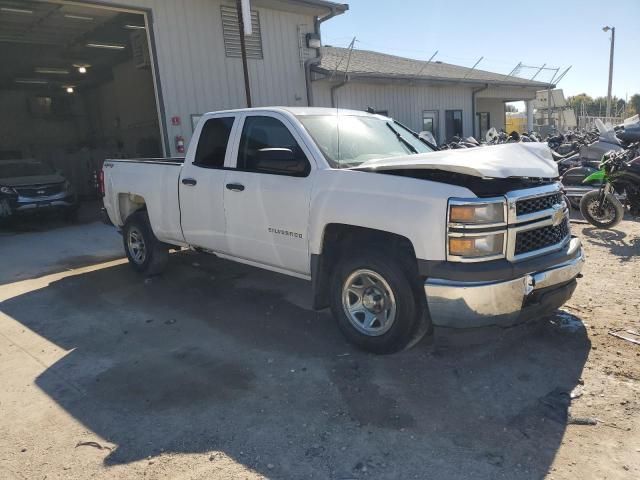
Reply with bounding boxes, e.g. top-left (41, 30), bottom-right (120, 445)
top-left (476, 98), bottom-right (505, 132)
top-left (312, 80), bottom-right (474, 144)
